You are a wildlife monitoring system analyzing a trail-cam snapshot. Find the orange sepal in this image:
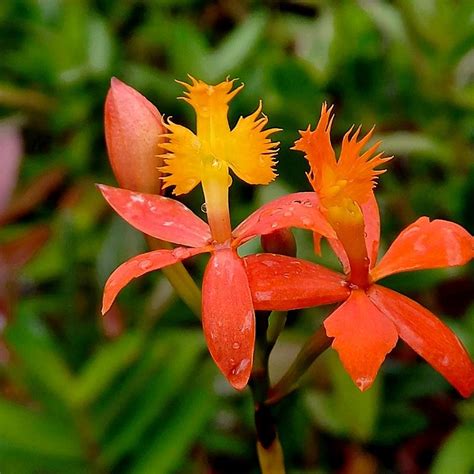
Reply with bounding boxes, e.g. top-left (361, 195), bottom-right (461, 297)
top-left (202, 248), bottom-right (255, 390)
top-left (368, 285), bottom-right (474, 397)
top-left (102, 246), bottom-right (209, 314)
top-left (244, 253), bottom-right (349, 311)
top-left (233, 192), bottom-right (335, 246)
top-left (98, 184), bottom-right (211, 248)
top-left (372, 217), bottom-right (473, 281)
top-left (324, 289), bottom-right (398, 391)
